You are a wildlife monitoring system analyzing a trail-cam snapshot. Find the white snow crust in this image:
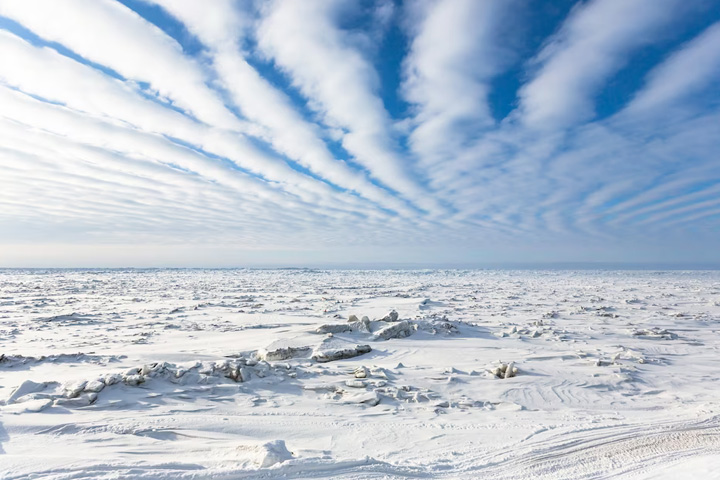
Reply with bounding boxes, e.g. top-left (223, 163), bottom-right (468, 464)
top-left (1, 268), bottom-right (719, 478)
